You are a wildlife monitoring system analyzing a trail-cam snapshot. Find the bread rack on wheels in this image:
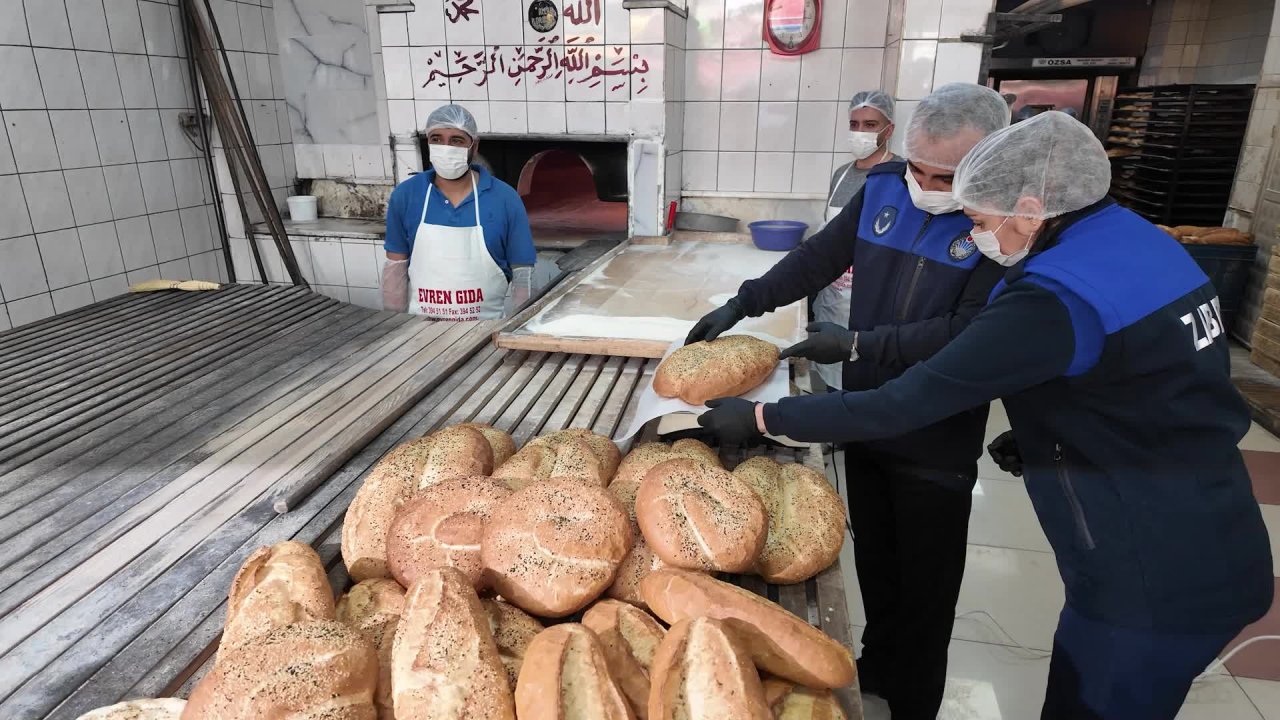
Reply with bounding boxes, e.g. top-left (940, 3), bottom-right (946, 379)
top-left (0, 241), bottom-right (863, 719)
